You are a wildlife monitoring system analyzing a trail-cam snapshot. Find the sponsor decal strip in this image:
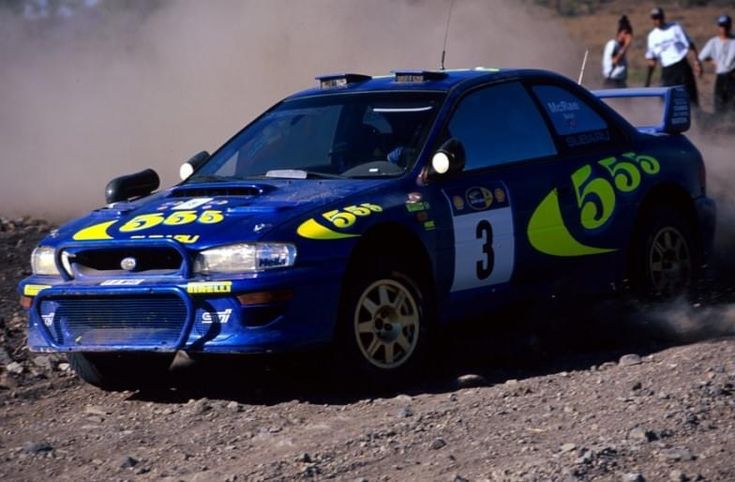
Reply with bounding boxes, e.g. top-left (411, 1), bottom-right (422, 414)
top-left (41, 313), bottom-right (55, 327)
top-left (200, 309), bottom-right (233, 324)
top-left (100, 279), bottom-right (144, 286)
top-left (186, 281), bottom-right (232, 294)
